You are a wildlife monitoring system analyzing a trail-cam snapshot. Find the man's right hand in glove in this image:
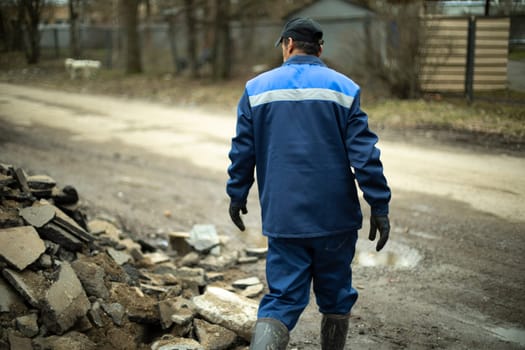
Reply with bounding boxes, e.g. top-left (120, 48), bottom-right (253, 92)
top-left (229, 202), bottom-right (247, 231)
top-left (369, 215), bottom-right (390, 252)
